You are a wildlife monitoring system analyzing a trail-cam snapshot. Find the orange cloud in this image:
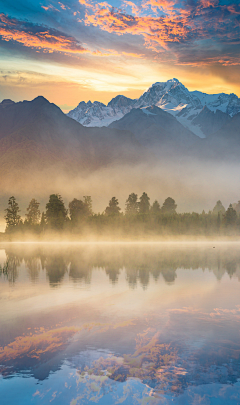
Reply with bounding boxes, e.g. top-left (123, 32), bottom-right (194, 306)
top-left (0, 13), bottom-right (144, 58)
top-left (0, 13), bottom-right (87, 54)
top-left (80, 0), bottom-right (240, 58)
top-left (142, 0), bottom-right (178, 15)
top-left (84, 4), bottom-right (190, 50)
